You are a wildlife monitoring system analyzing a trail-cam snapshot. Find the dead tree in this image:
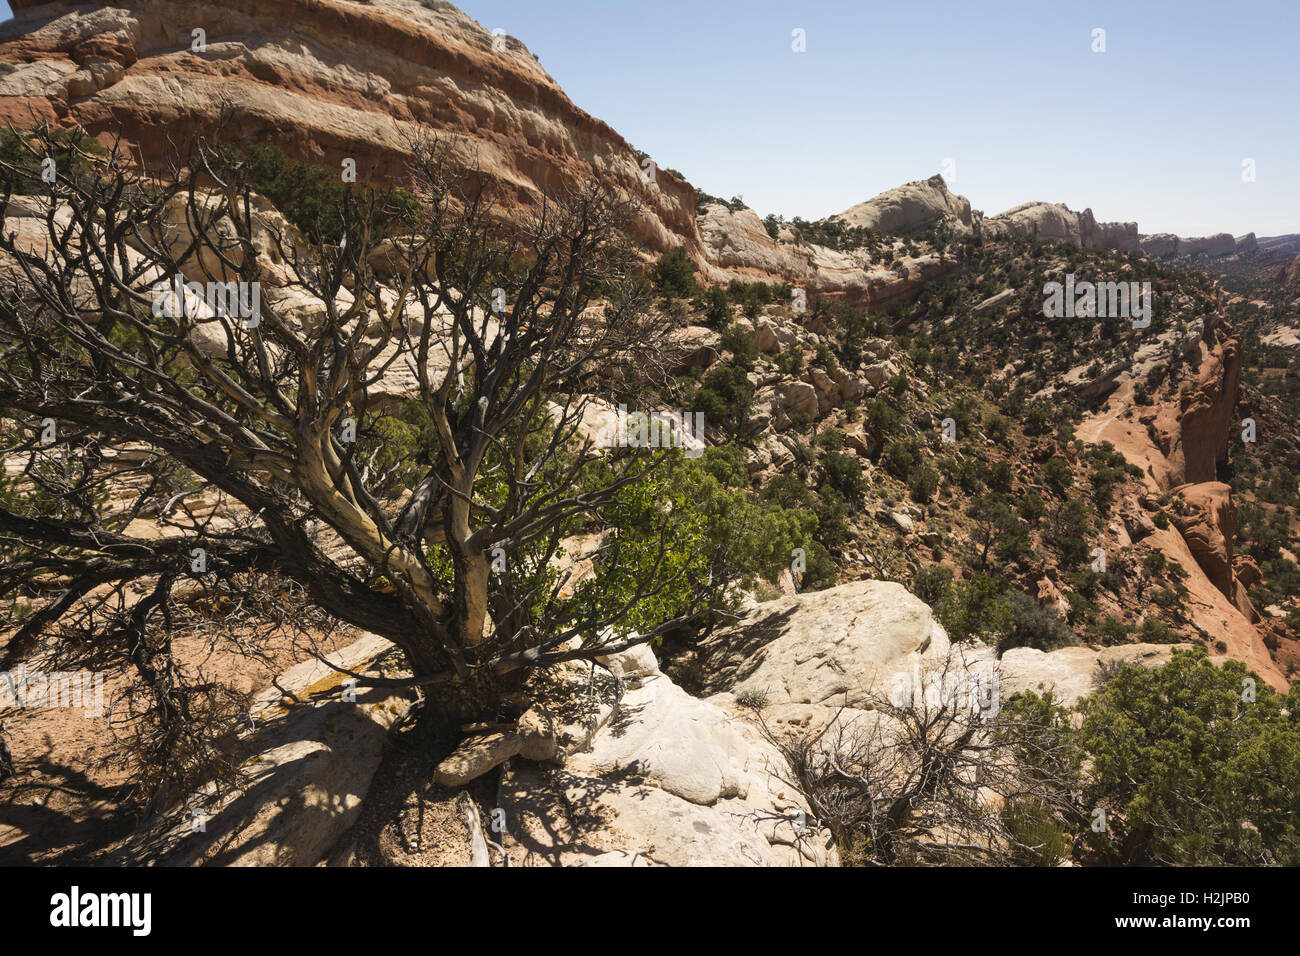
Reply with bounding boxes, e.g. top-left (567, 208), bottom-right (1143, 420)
top-left (760, 650), bottom-right (1083, 865)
